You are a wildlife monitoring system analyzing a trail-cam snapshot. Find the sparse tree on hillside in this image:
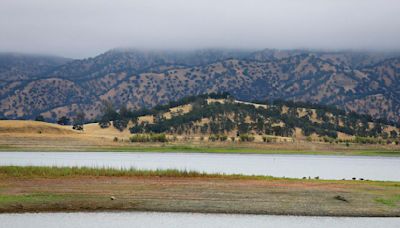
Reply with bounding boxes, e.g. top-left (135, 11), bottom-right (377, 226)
top-left (57, 116), bottom-right (70, 125)
top-left (34, 115), bottom-right (45, 122)
top-left (73, 112), bottom-right (85, 131)
top-left (390, 130), bottom-right (398, 139)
